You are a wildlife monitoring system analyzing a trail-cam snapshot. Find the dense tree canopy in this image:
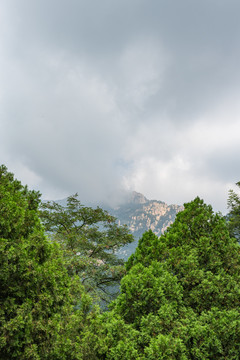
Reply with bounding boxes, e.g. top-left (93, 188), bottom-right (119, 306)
top-left (0, 165), bottom-right (91, 359)
top-left (40, 194), bottom-right (134, 303)
top-left (91, 197), bottom-right (240, 359)
top-left (1, 165), bottom-right (240, 360)
top-left (227, 181), bottom-right (240, 240)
